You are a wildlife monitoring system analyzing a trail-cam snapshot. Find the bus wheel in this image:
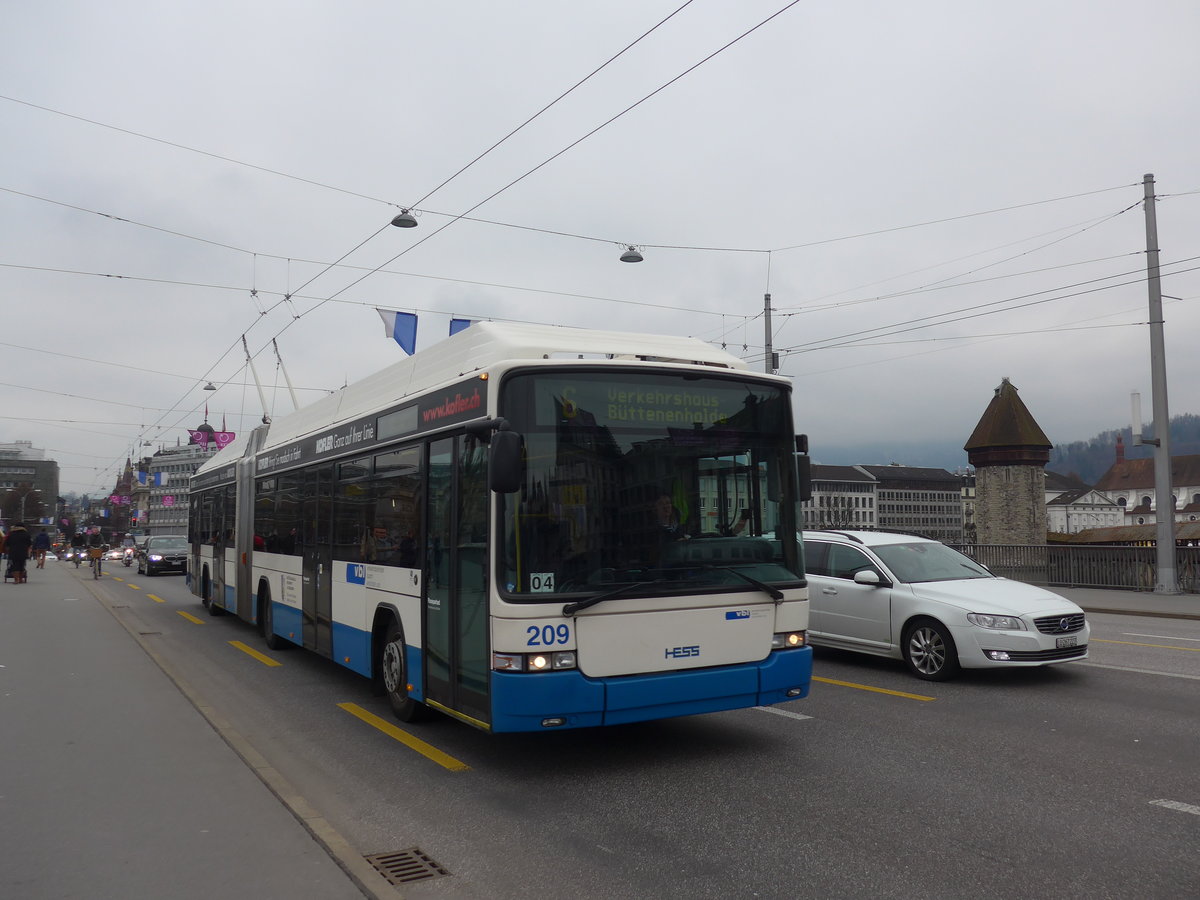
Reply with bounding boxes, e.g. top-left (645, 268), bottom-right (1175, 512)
top-left (381, 622), bottom-right (429, 722)
top-left (260, 586), bottom-right (287, 651)
top-left (207, 577), bottom-right (225, 617)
